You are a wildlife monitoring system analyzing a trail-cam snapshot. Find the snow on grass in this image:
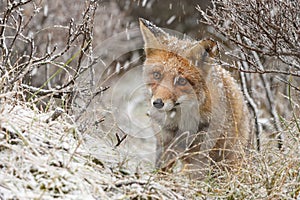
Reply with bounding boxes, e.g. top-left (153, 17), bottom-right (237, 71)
top-left (0, 101), bottom-right (299, 199)
top-left (0, 102), bottom-right (194, 199)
